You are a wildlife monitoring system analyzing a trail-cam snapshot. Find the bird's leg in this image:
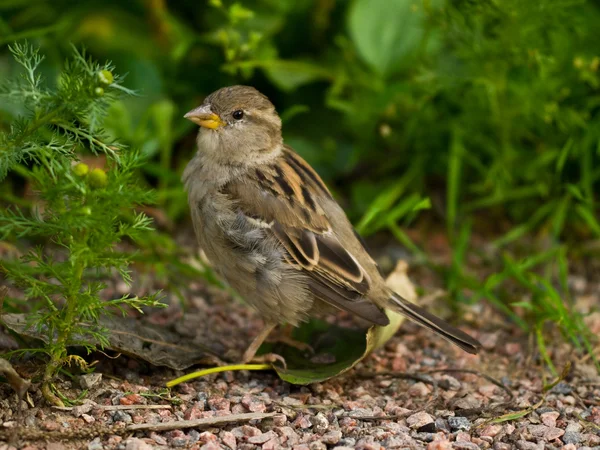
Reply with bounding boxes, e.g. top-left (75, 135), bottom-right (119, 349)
top-left (242, 322), bottom-right (280, 364)
top-left (267, 323), bottom-right (314, 354)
